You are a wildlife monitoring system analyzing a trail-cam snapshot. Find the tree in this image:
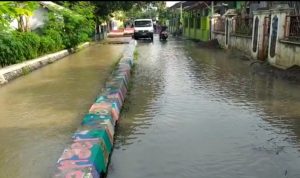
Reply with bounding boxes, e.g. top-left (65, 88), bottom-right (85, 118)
top-left (0, 1), bottom-right (16, 31)
top-left (42, 1), bottom-right (96, 48)
top-left (0, 1), bottom-right (39, 32)
top-left (15, 1), bottom-right (39, 32)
